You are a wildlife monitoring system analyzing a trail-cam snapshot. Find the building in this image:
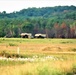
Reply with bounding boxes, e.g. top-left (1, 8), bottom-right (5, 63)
top-left (20, 33), bottom-right (33, 38)
top-left (35, 33), bottom-right (46, 38)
